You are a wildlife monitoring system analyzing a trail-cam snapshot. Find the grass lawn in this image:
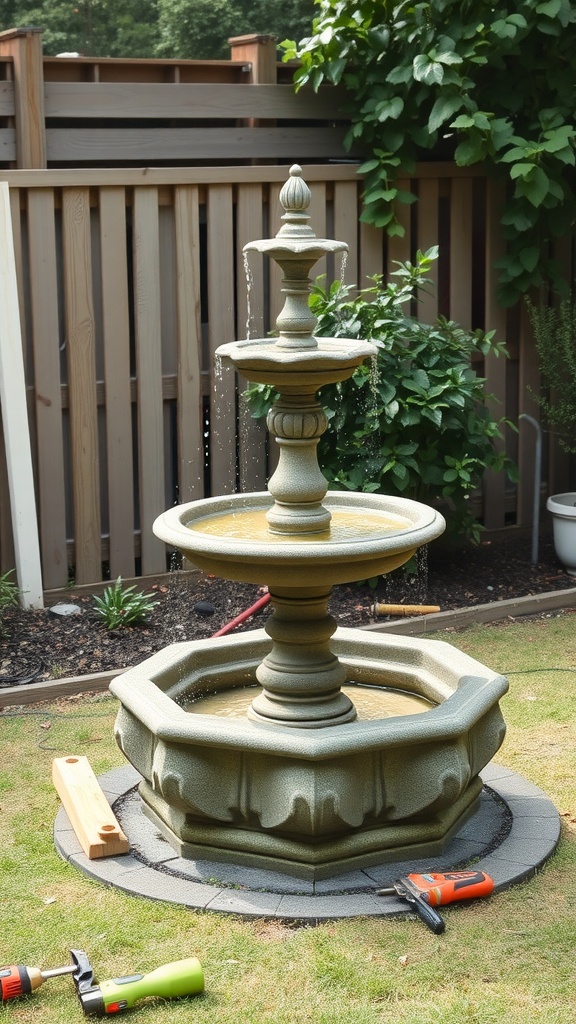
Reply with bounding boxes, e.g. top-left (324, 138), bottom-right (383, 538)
top-left (1, 613), bottom-right (575, 1024)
